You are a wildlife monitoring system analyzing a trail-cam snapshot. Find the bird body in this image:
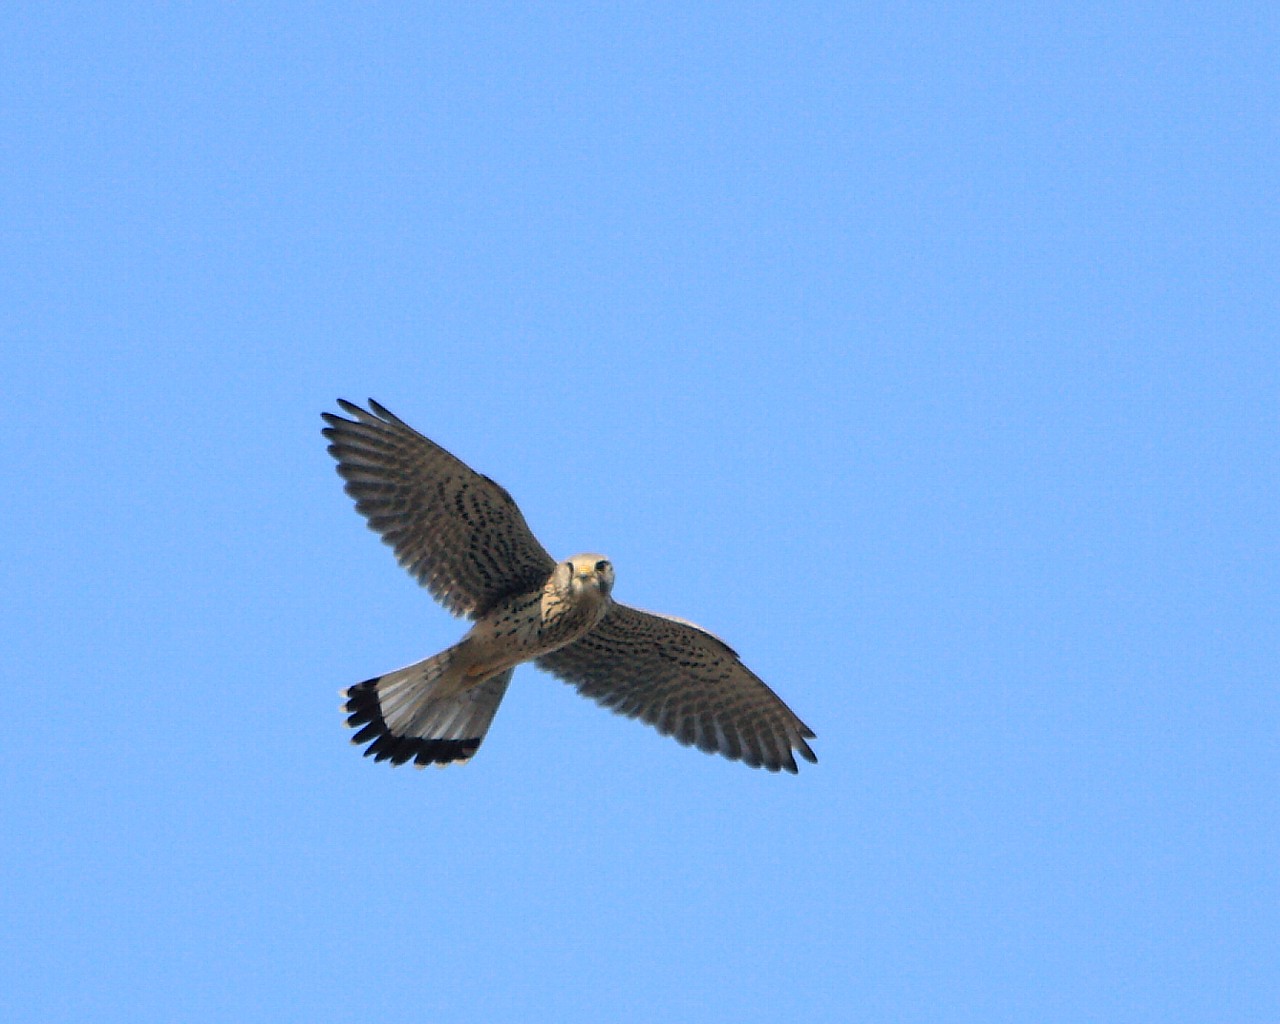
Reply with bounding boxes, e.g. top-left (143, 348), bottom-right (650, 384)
top-left (452, 554), bottom-right (615, 691)
top-left (323, 399), bottom-right (817, 773)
